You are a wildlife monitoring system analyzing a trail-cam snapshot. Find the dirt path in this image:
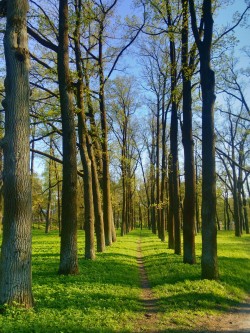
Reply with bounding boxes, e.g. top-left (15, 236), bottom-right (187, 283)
top-left (136, 238), bottom-right (161, 333)
top-left (197, 296), bottom-right (250, 332)
top-left (136, 237), bottom-right (250, 333)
